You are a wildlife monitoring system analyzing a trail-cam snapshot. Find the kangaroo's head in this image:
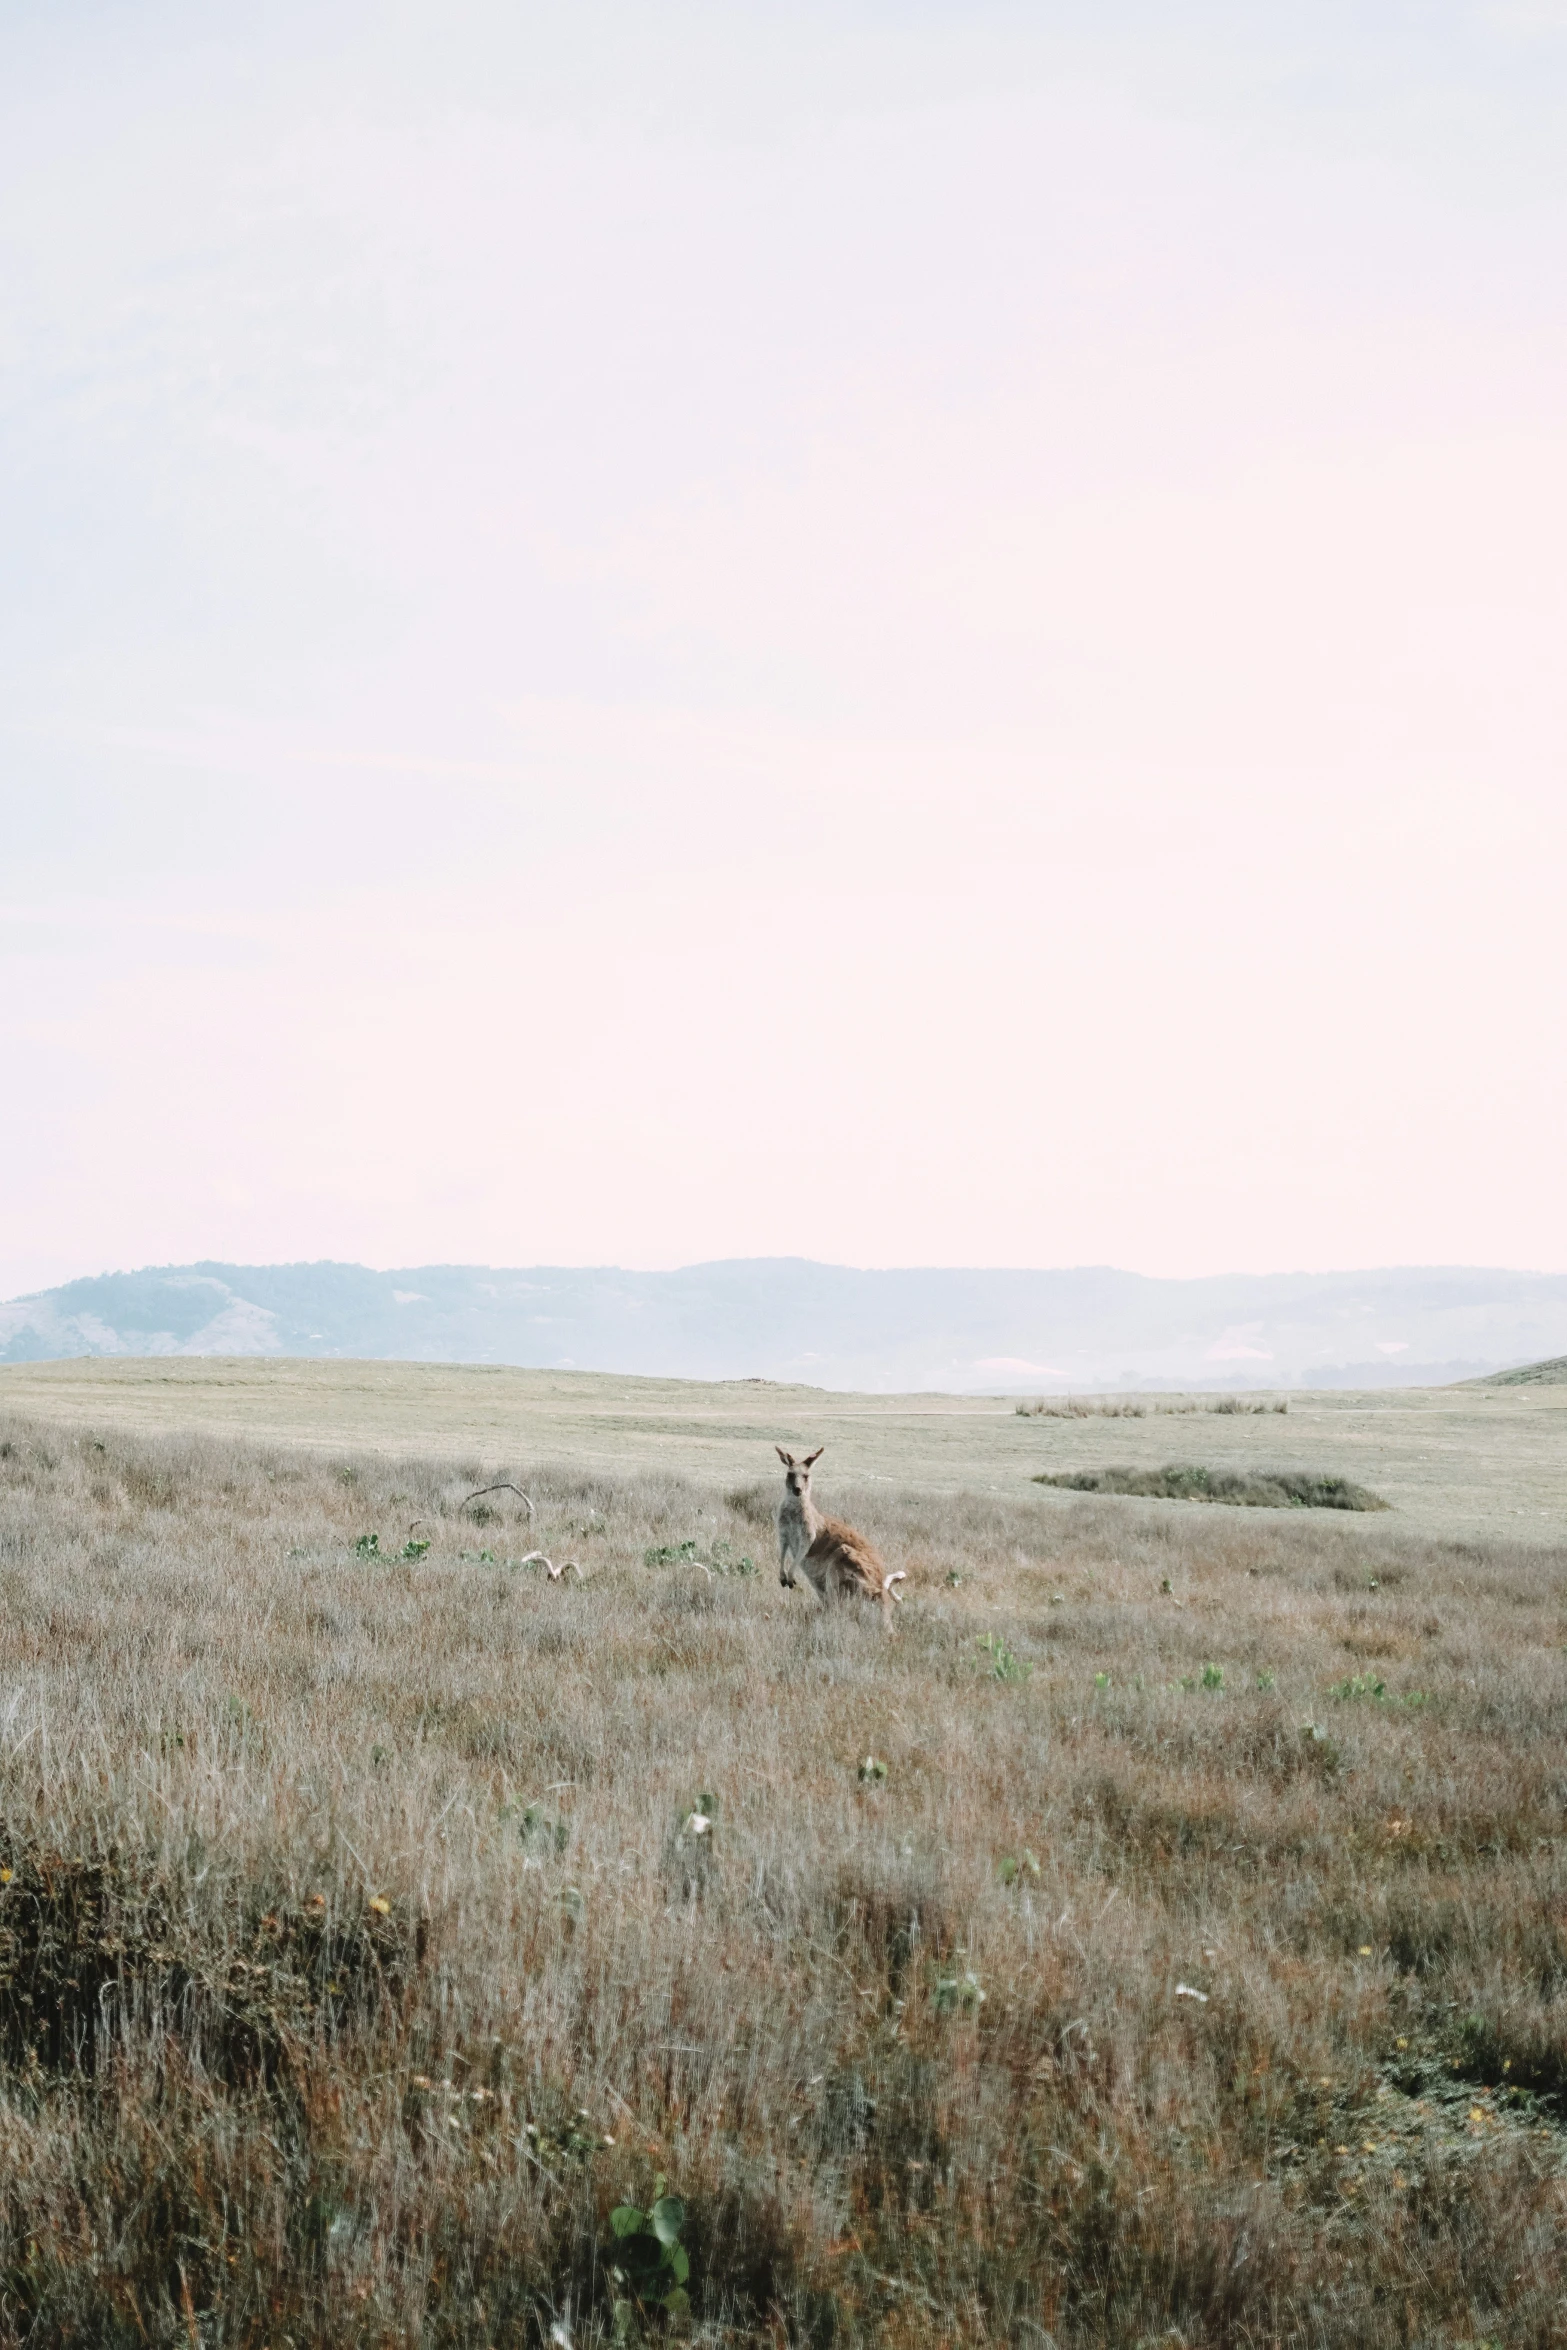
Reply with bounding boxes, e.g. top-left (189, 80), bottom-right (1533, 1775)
top-left (776, 1444), bottom-right (823, 1502)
